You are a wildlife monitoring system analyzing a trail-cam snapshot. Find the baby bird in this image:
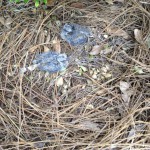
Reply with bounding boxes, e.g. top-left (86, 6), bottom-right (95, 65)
top-left (32, 51), bottom-right (68, 73)
top-left (60, 23), bottom-right (92, 46)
